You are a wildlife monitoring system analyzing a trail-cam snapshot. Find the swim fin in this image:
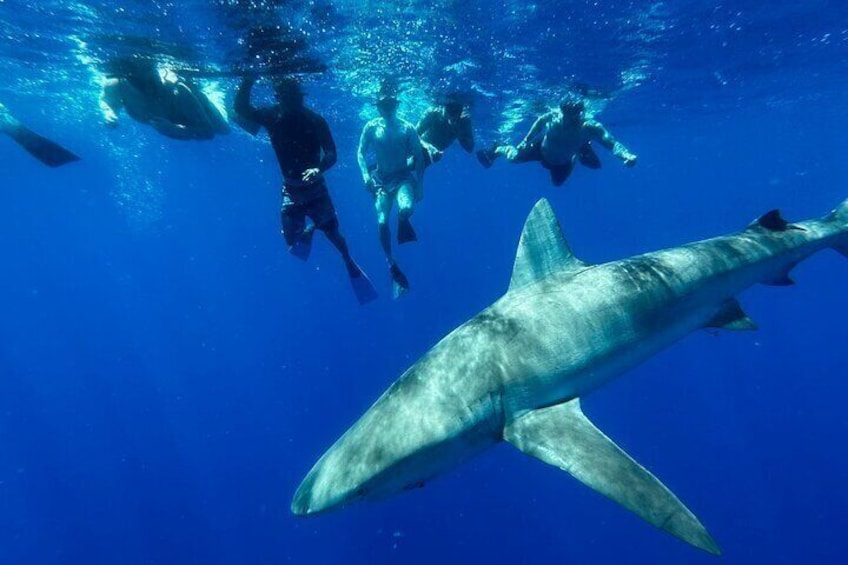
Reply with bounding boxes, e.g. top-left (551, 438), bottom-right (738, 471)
top-left (578, 142), bottom-right (601, 169)
top-left (4, 124), bottom-right (80, 167)
top-left (347, 262), bottom-right (378, 305)
top-left (289, 225), bottom-right (315, 261)
top-left (389, 262), bottom-right (410, 299)
top-left (476, 148), bottom-right (496, 169)
top-left (397, 218), bottom-right (418, 244)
